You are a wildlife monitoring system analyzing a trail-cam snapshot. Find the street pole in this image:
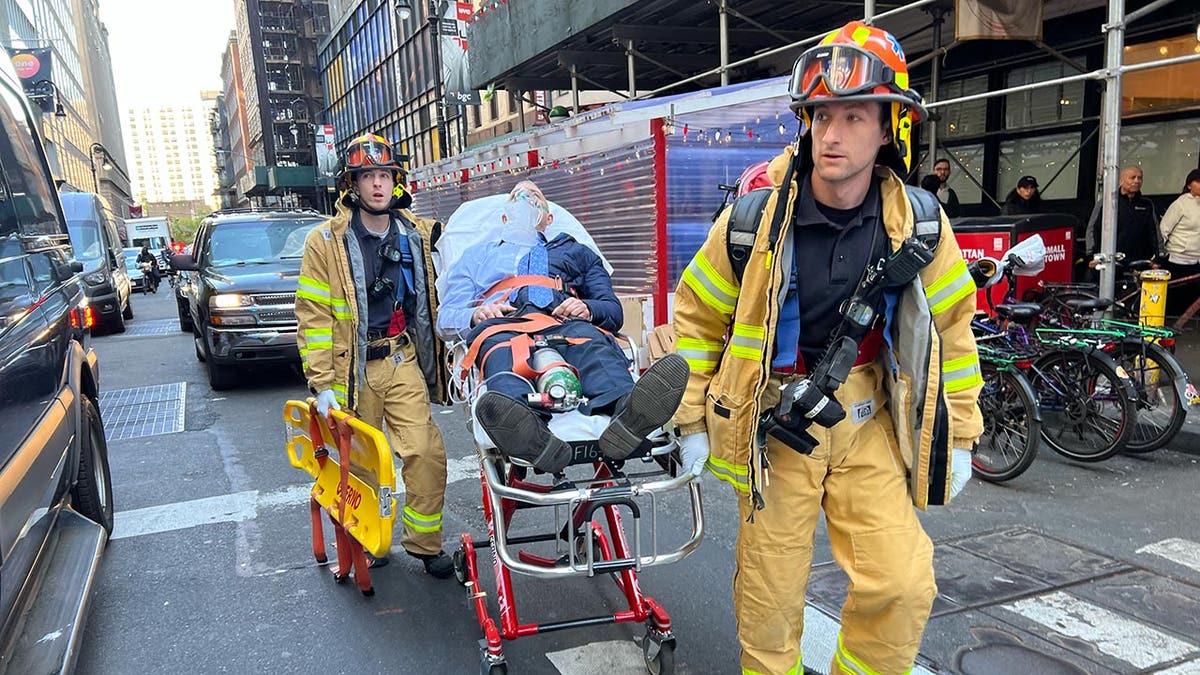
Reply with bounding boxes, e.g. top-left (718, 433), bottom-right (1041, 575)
top-left (429, 0), bottom-right (450, 160)
top-left (89, 142), bottom-right (105, 194)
